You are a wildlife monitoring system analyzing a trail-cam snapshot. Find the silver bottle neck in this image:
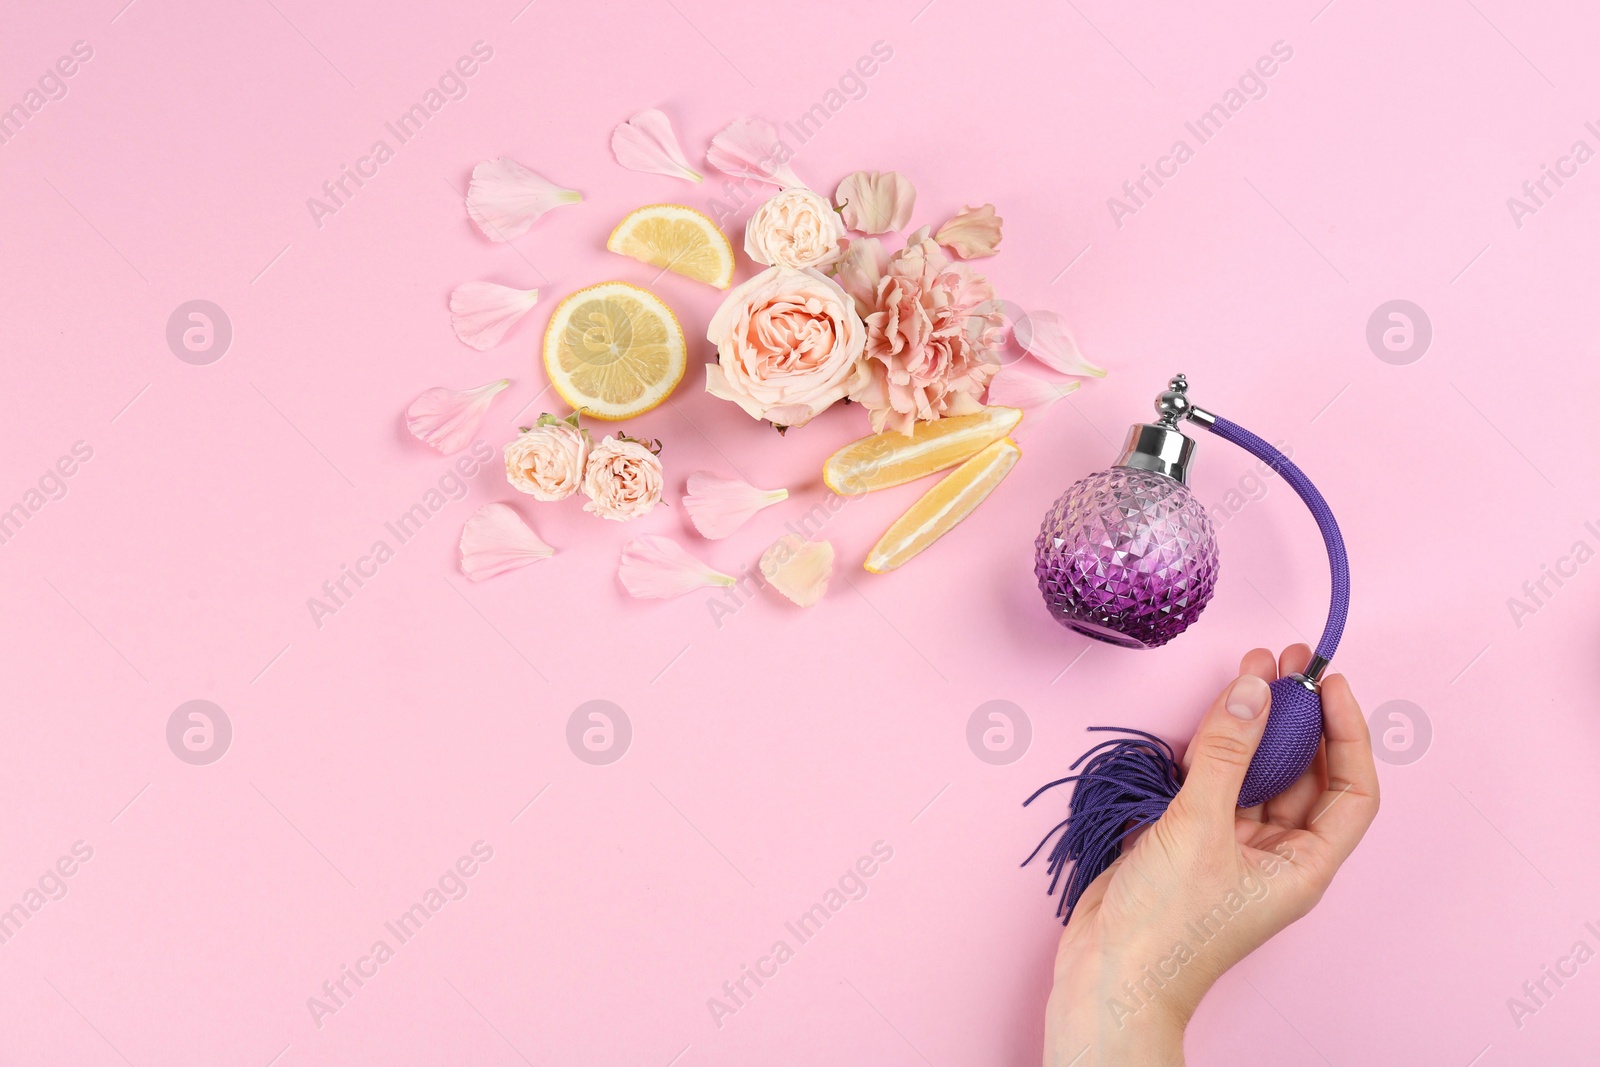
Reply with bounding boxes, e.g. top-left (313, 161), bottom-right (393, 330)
top-left (1114, 423), bottom-right (1197, 484)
